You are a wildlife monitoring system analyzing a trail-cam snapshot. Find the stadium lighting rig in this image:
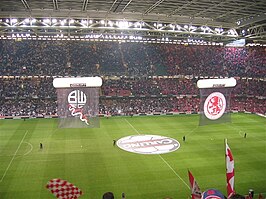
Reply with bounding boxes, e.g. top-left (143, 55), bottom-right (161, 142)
top-left (1, 17), bottom-right (264, 46)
